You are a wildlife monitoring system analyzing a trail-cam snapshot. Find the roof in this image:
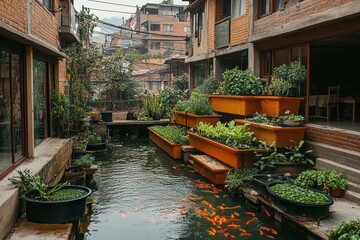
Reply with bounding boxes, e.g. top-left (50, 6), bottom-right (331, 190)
top-left (164, 54), bottom-right (187, 63)
top-left (184, 0), bottom-right (205, 12)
